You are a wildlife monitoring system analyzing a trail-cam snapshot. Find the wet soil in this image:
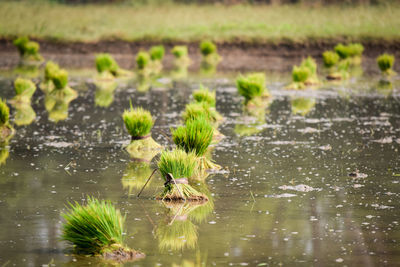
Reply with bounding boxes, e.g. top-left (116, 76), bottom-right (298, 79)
top-left (1, 38), bottom-right (400, 72)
